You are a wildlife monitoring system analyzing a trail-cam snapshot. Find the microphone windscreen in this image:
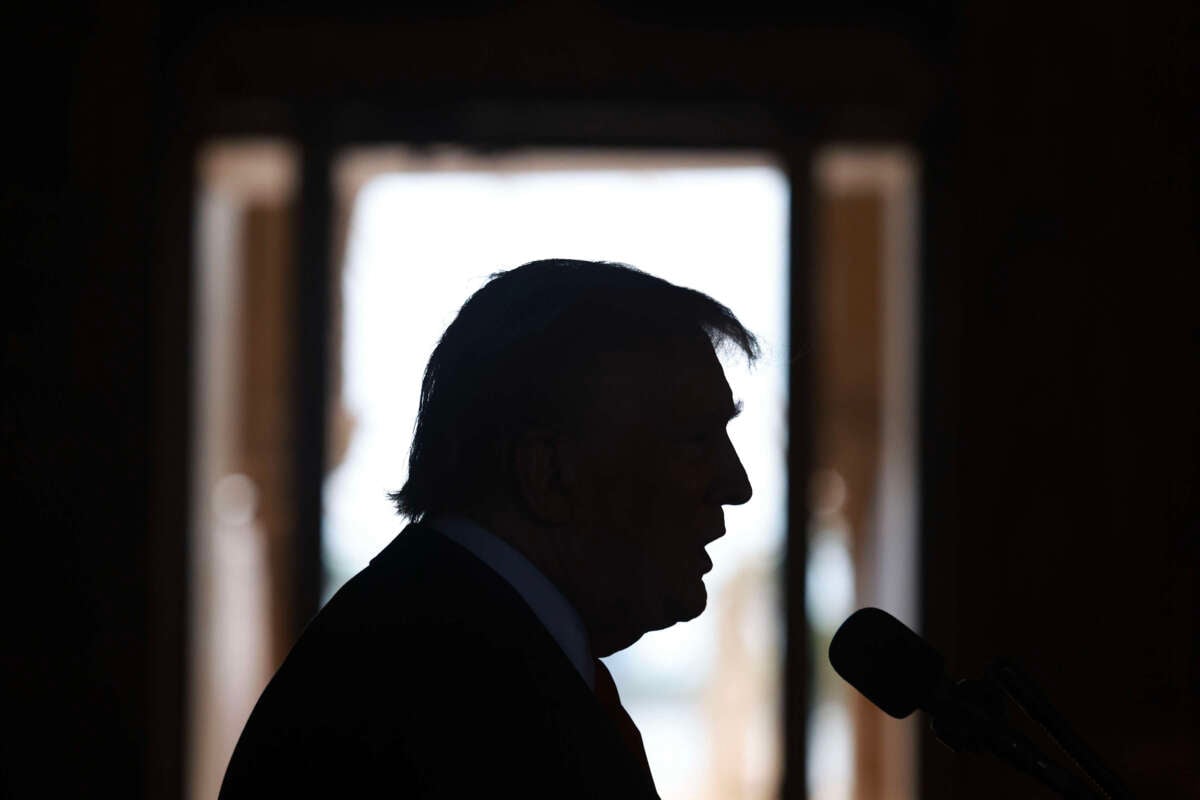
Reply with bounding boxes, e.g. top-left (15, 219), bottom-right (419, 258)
top-left (828, 607), bottom-right (945, 719)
